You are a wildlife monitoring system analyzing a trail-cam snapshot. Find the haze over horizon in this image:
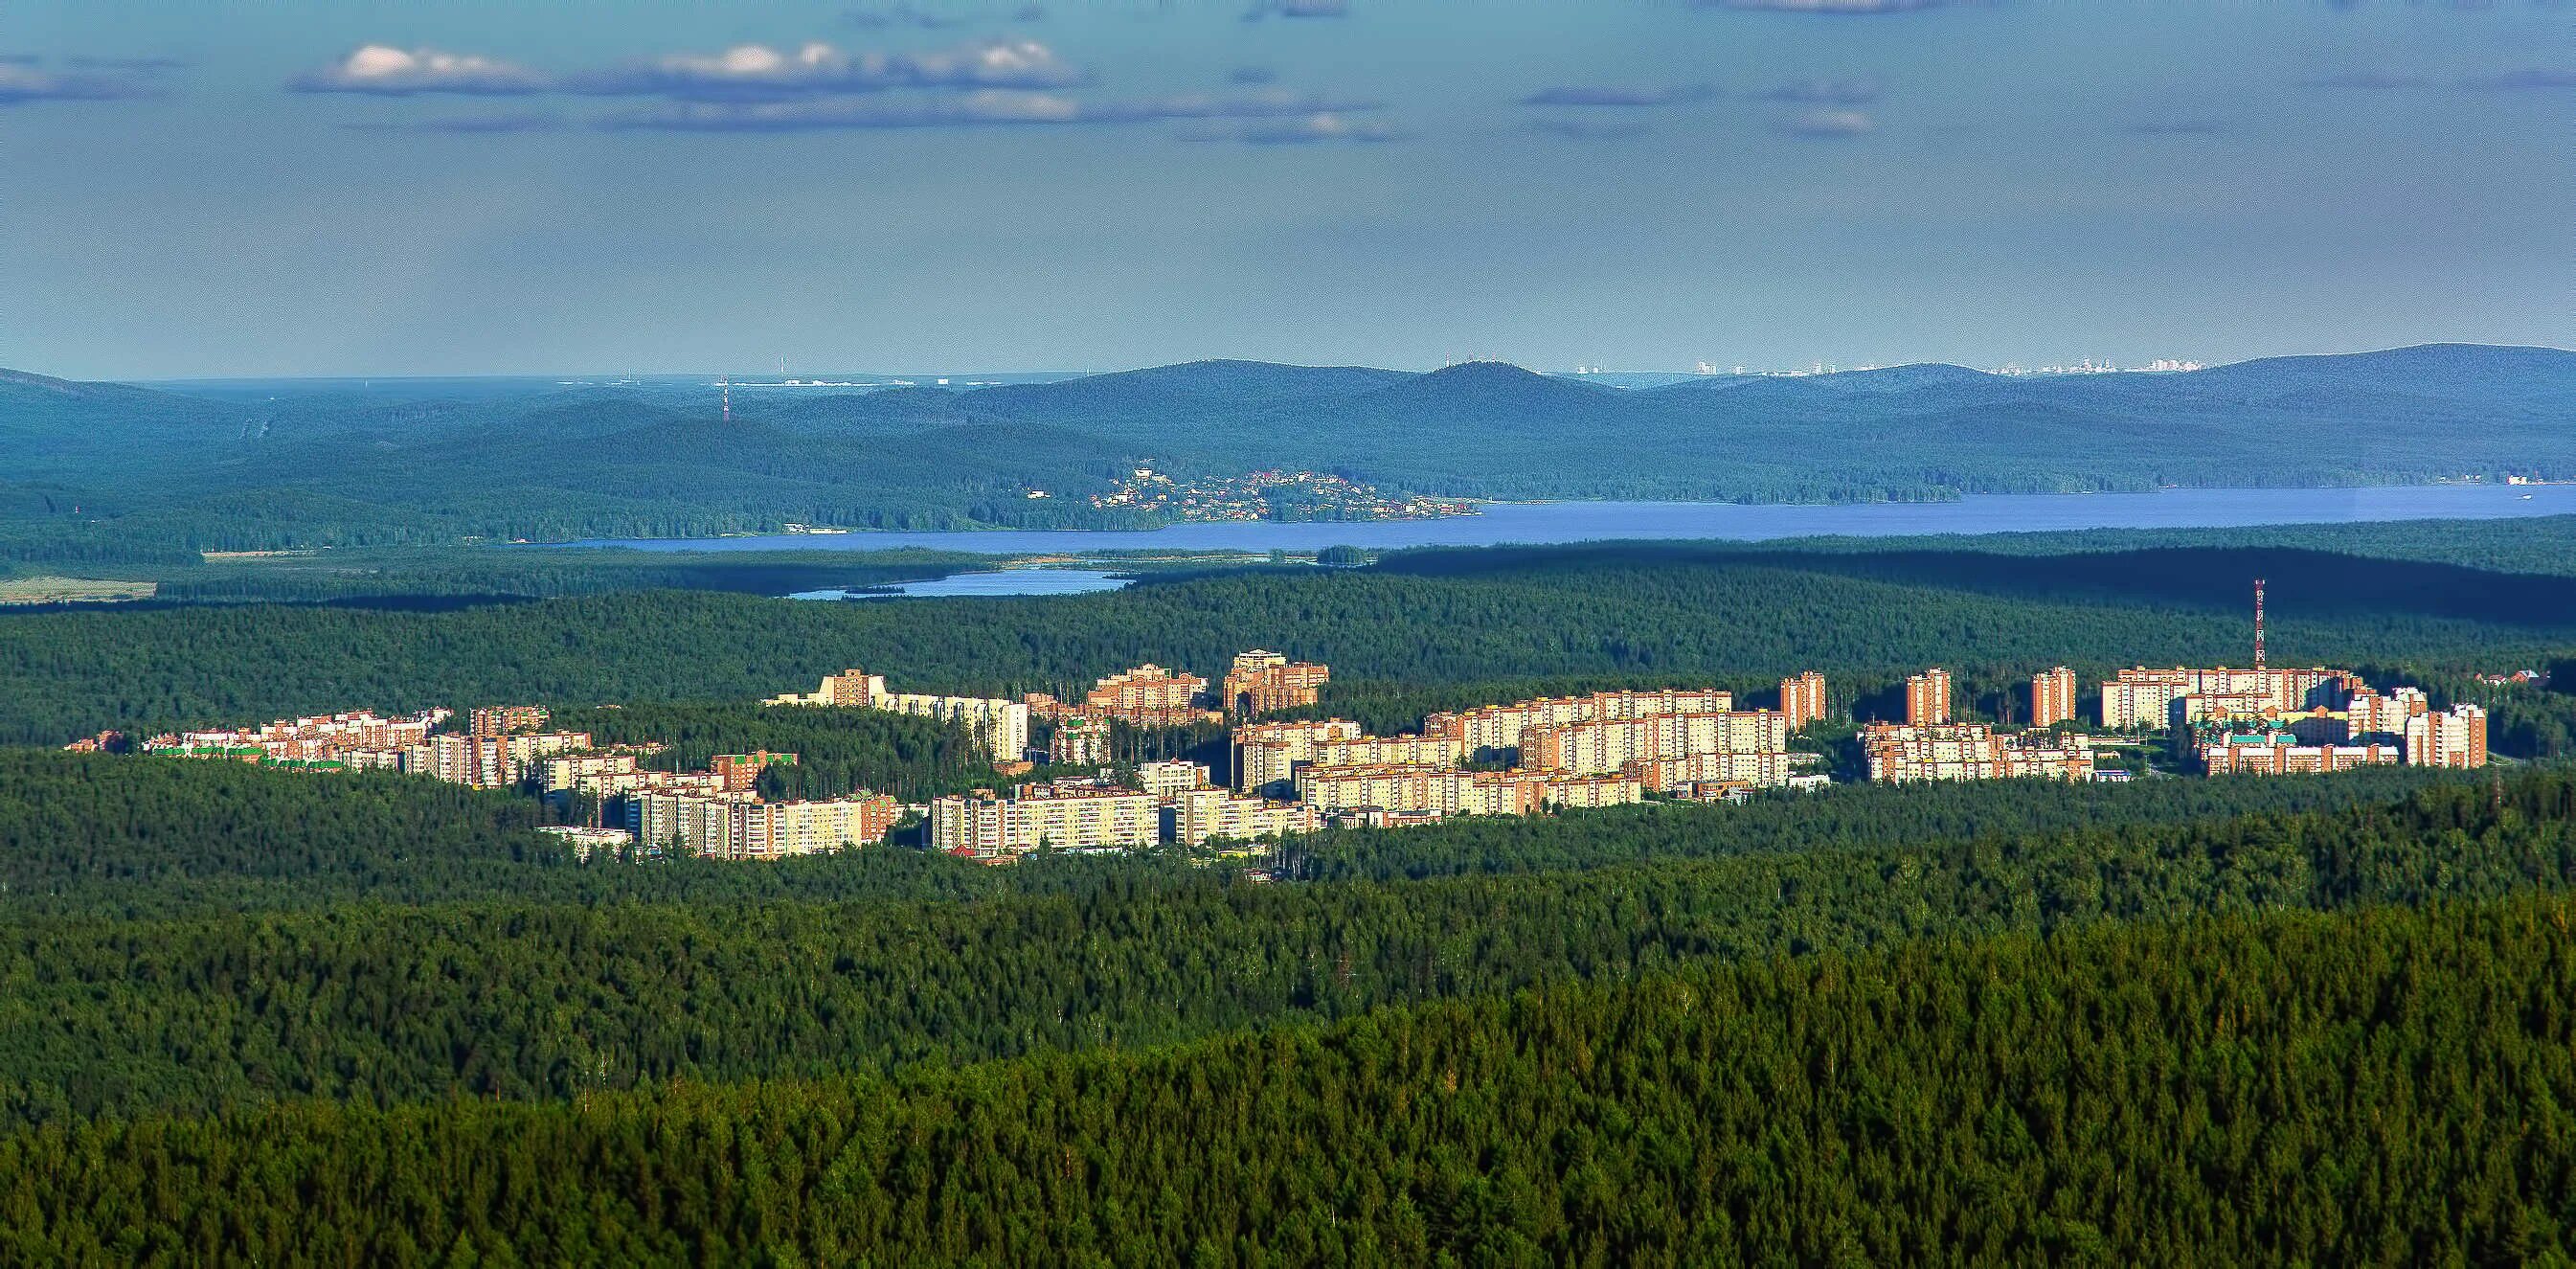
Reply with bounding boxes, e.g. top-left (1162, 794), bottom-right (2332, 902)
top-left (7, 0), bottom-right (2572, 379)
